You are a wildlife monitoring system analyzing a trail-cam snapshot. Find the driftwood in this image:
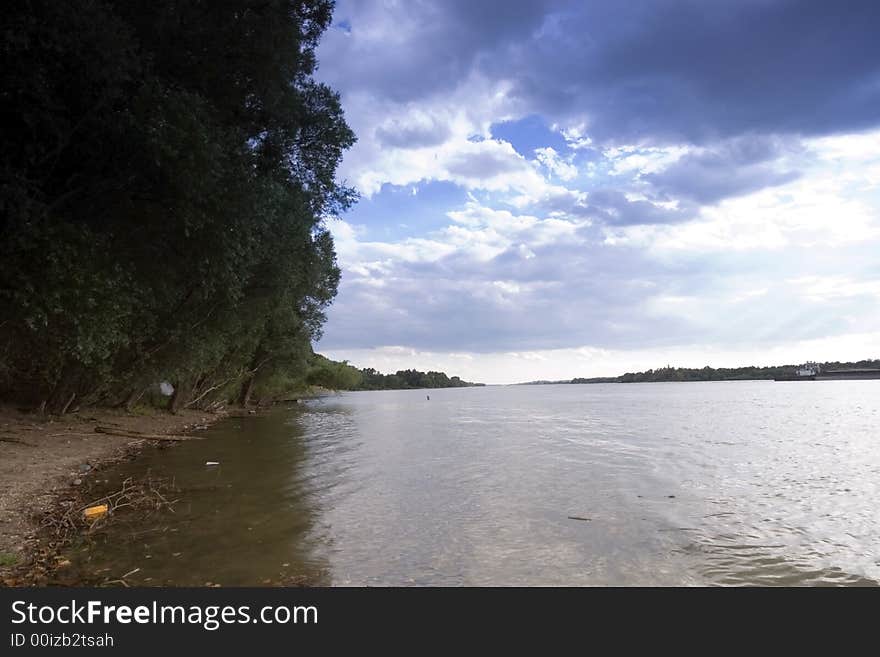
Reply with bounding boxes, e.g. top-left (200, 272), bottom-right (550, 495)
top-left (0, 436), bottom-right (35, 446)
top-left (94, 426), bottom-right (201, 442)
